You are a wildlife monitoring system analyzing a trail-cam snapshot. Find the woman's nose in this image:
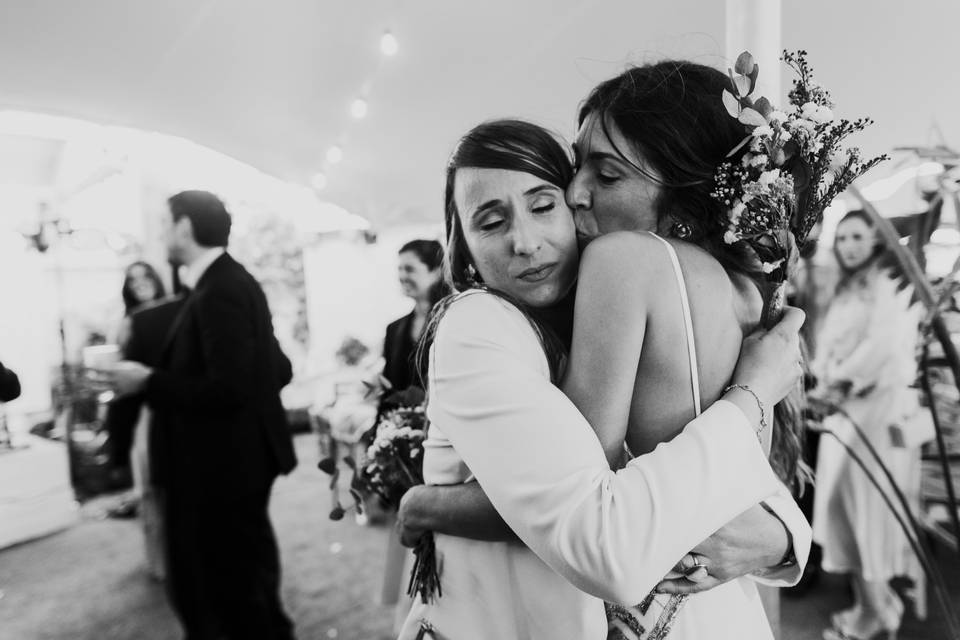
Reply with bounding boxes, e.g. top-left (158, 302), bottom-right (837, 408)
top-left (511, 216), bottom-right (543, 256)
top-left (566, 175), bottom-right (591, 211)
